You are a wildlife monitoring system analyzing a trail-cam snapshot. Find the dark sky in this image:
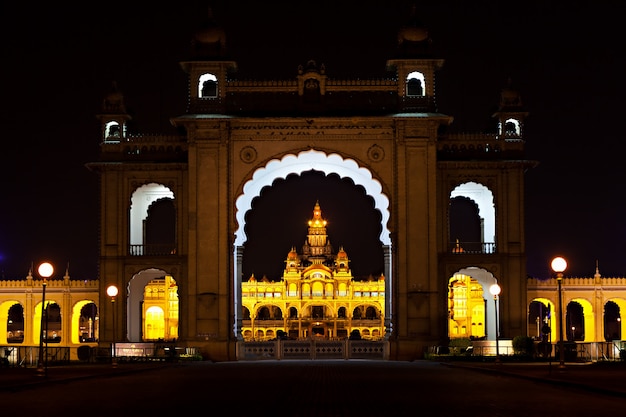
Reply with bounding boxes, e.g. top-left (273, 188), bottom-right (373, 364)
top-left (1, 1), bottom-right (624, 280)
